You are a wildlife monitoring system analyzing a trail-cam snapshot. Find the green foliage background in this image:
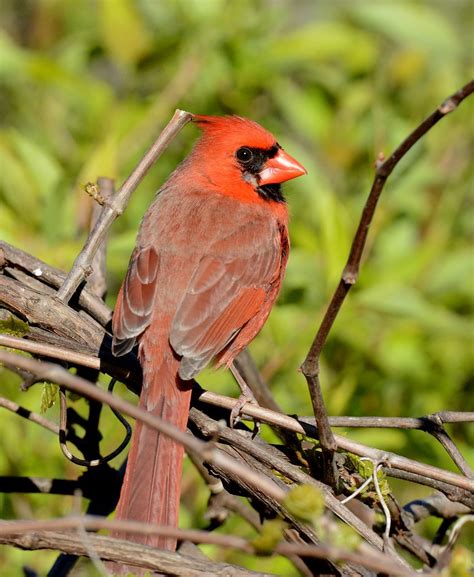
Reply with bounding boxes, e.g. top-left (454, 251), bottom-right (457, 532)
top-left (0, 0), bottom-right (472, 575)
